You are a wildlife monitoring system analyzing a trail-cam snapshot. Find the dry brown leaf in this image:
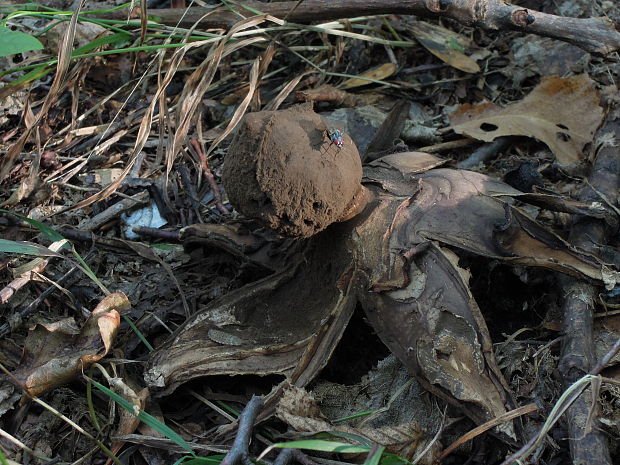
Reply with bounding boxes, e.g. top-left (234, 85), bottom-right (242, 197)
top-left (408, 21), bottom-right (480, 73)
top-left (78, 168), bottom-right (124, 186)
top-left (13, 292), bottom-right (129, 397)
top-left (0, 176), bottom-right (43, 207)
top-left (295, 84), bottom-right (362, 107)
top-left (449, 75), bottom-right (604, 165)
top-left (106, 380), bottom-right (149, 465)
top-left (340, 63), bottom-right (397, 89)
